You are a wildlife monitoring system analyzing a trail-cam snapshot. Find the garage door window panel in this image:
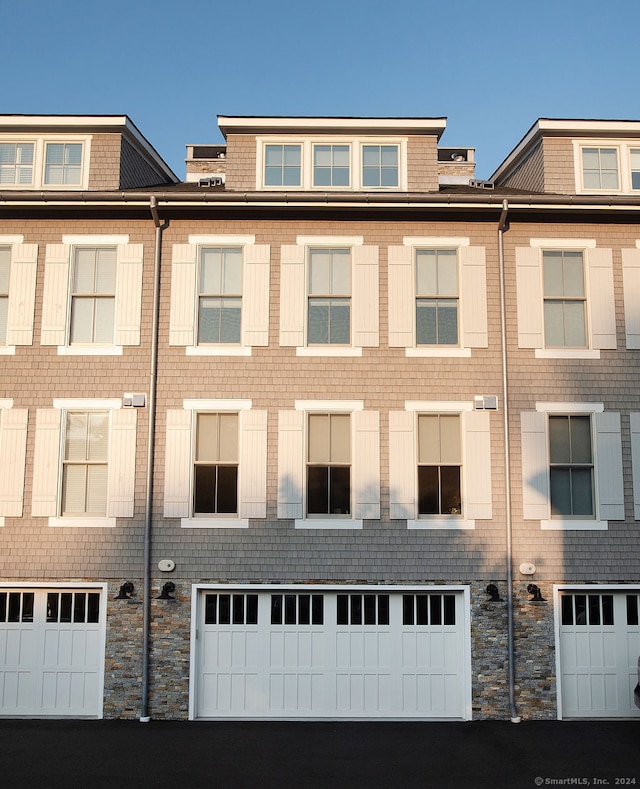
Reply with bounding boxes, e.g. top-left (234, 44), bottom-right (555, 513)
top-left (0, 591), bottom-right (34, 623)
top-left (271, 594), bottom-right (324, 625)
top-left (337, 594), bottom-right (389, 626)
top-left (402, 594), bottom-right (456, 626)
top-left (204, 593), bottom-right (258, 625)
